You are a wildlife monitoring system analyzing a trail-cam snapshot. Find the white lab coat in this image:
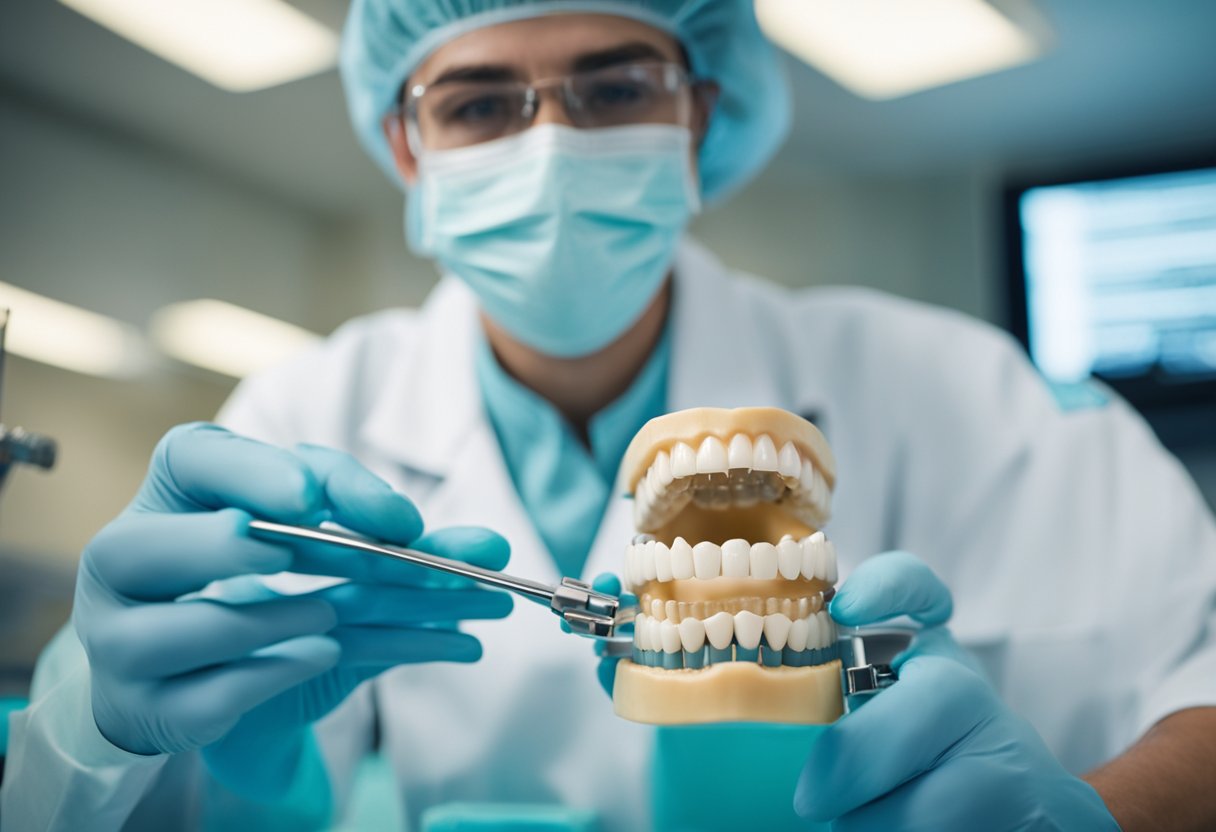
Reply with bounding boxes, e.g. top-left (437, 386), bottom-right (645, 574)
top-left (5, 239), bottom-right (1216, 831)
